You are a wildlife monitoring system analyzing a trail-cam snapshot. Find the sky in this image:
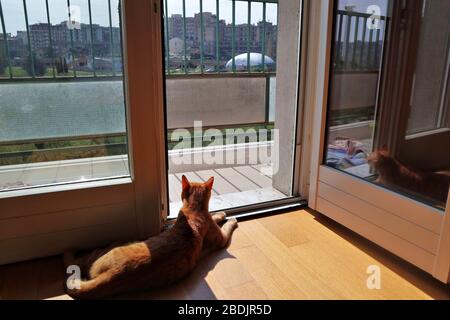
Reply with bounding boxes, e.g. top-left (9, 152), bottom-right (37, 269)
top-left (1, 0), bottom-right (388, 36)
top-left (1, 0), bottom-right (121, 36)
top-left (166, 0), bottom-right (278, 25)
top-left (1, 0), bottom-right (279, 36)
